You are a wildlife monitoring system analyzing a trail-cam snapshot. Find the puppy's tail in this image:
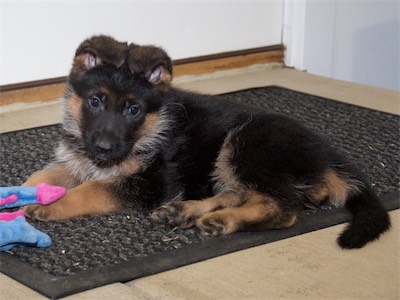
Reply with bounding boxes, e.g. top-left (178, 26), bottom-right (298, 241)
top-left (337, 182), bottom-right (390, 249)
